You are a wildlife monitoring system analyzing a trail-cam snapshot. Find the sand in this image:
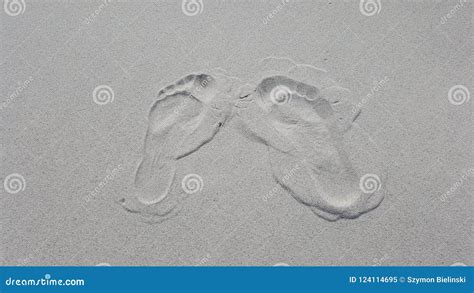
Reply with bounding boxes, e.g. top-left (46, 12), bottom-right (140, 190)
top-left (0, 0), bottom-right (472, 266)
